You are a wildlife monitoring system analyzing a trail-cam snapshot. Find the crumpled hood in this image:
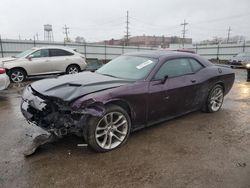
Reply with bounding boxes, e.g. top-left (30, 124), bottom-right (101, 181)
top-left (31, 72), bottom-right (133, 101)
